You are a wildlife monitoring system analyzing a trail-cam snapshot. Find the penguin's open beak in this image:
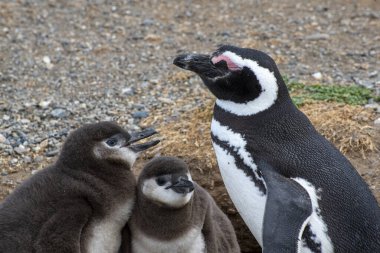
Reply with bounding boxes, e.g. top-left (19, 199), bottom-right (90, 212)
top-left (166, 178), bottom-right (195, 194)
top-left (173, 53), bottom-right (229, 78)
top-left (127, 128), bottom-right (160, 152)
